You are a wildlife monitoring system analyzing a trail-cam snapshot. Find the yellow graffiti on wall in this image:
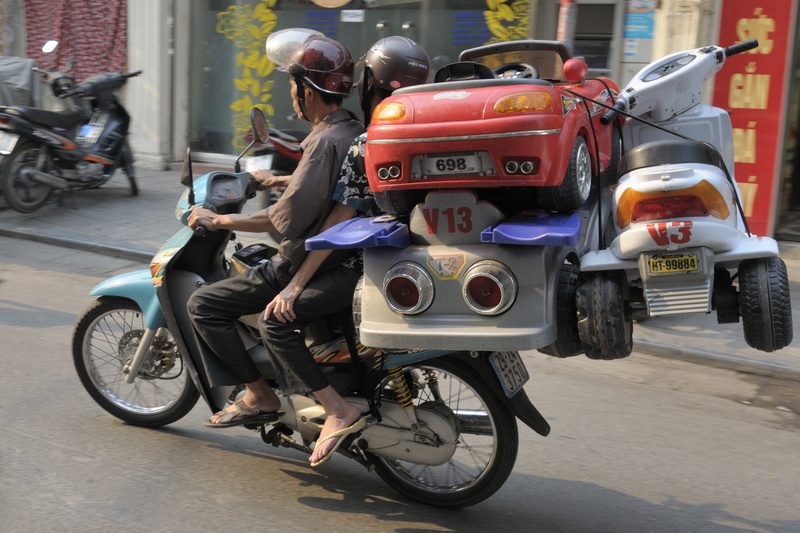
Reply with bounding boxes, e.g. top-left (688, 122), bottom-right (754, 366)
top-left (216, 1), bottom-right (278, 150)
top-left (484, 0), bottom-right (529, 43)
